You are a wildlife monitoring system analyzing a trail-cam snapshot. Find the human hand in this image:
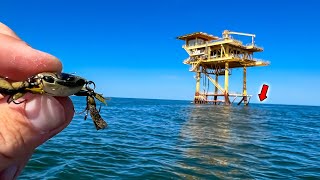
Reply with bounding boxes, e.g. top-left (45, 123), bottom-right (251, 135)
top-left (0, 22), bottom-right (74, 179)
